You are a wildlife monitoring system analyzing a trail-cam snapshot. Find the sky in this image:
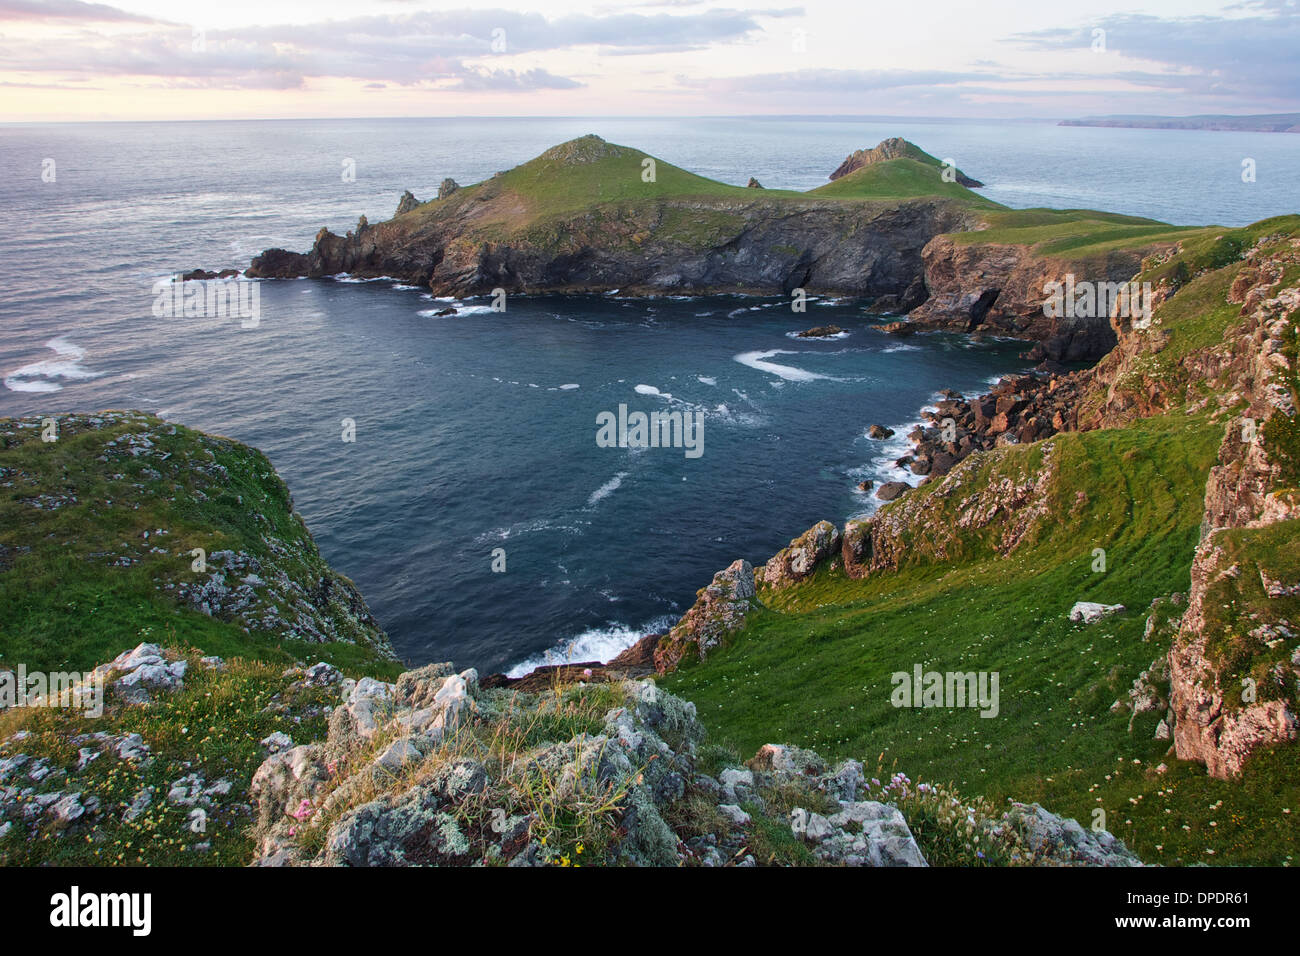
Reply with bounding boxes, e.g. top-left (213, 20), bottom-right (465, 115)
top-left (0, 0), bottom-right (1297, 121)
